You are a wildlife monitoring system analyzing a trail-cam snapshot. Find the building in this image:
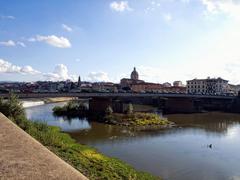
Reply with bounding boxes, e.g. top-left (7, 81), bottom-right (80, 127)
top-left (120, 67), bottom-right (186, 93)
top-left (162, 86), bottom-right (186, 94)
top-left (120, 67), bottom-right (145, 89)
top-left (92, 82), bottom-right (117, 92)
top-left (77, 76), bottom-right (81, 87)
top-left (131, 83), bottom-right (163, 93)
top-left (187, 77), bottom-right (229, 95)
top-left (163, 82), bottom-right (172, 87)
top-left (131, 67), bottom-right (139, 80)
top-left (228, 84), bottom-right (240, 96)
top-left (173, 81), bottom-right (184, 87)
